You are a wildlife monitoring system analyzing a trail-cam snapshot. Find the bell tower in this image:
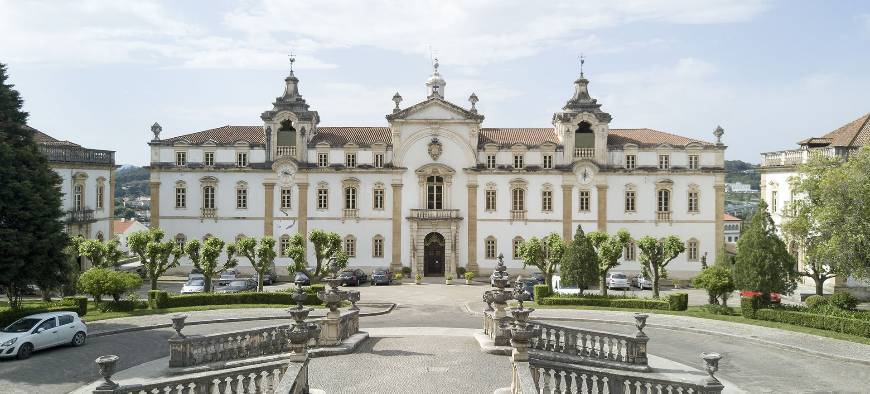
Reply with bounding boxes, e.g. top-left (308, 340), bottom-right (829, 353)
top-left (261, 54), bottom-right (320, 163)
top-left (552, 56), bottom-right (611, 165)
